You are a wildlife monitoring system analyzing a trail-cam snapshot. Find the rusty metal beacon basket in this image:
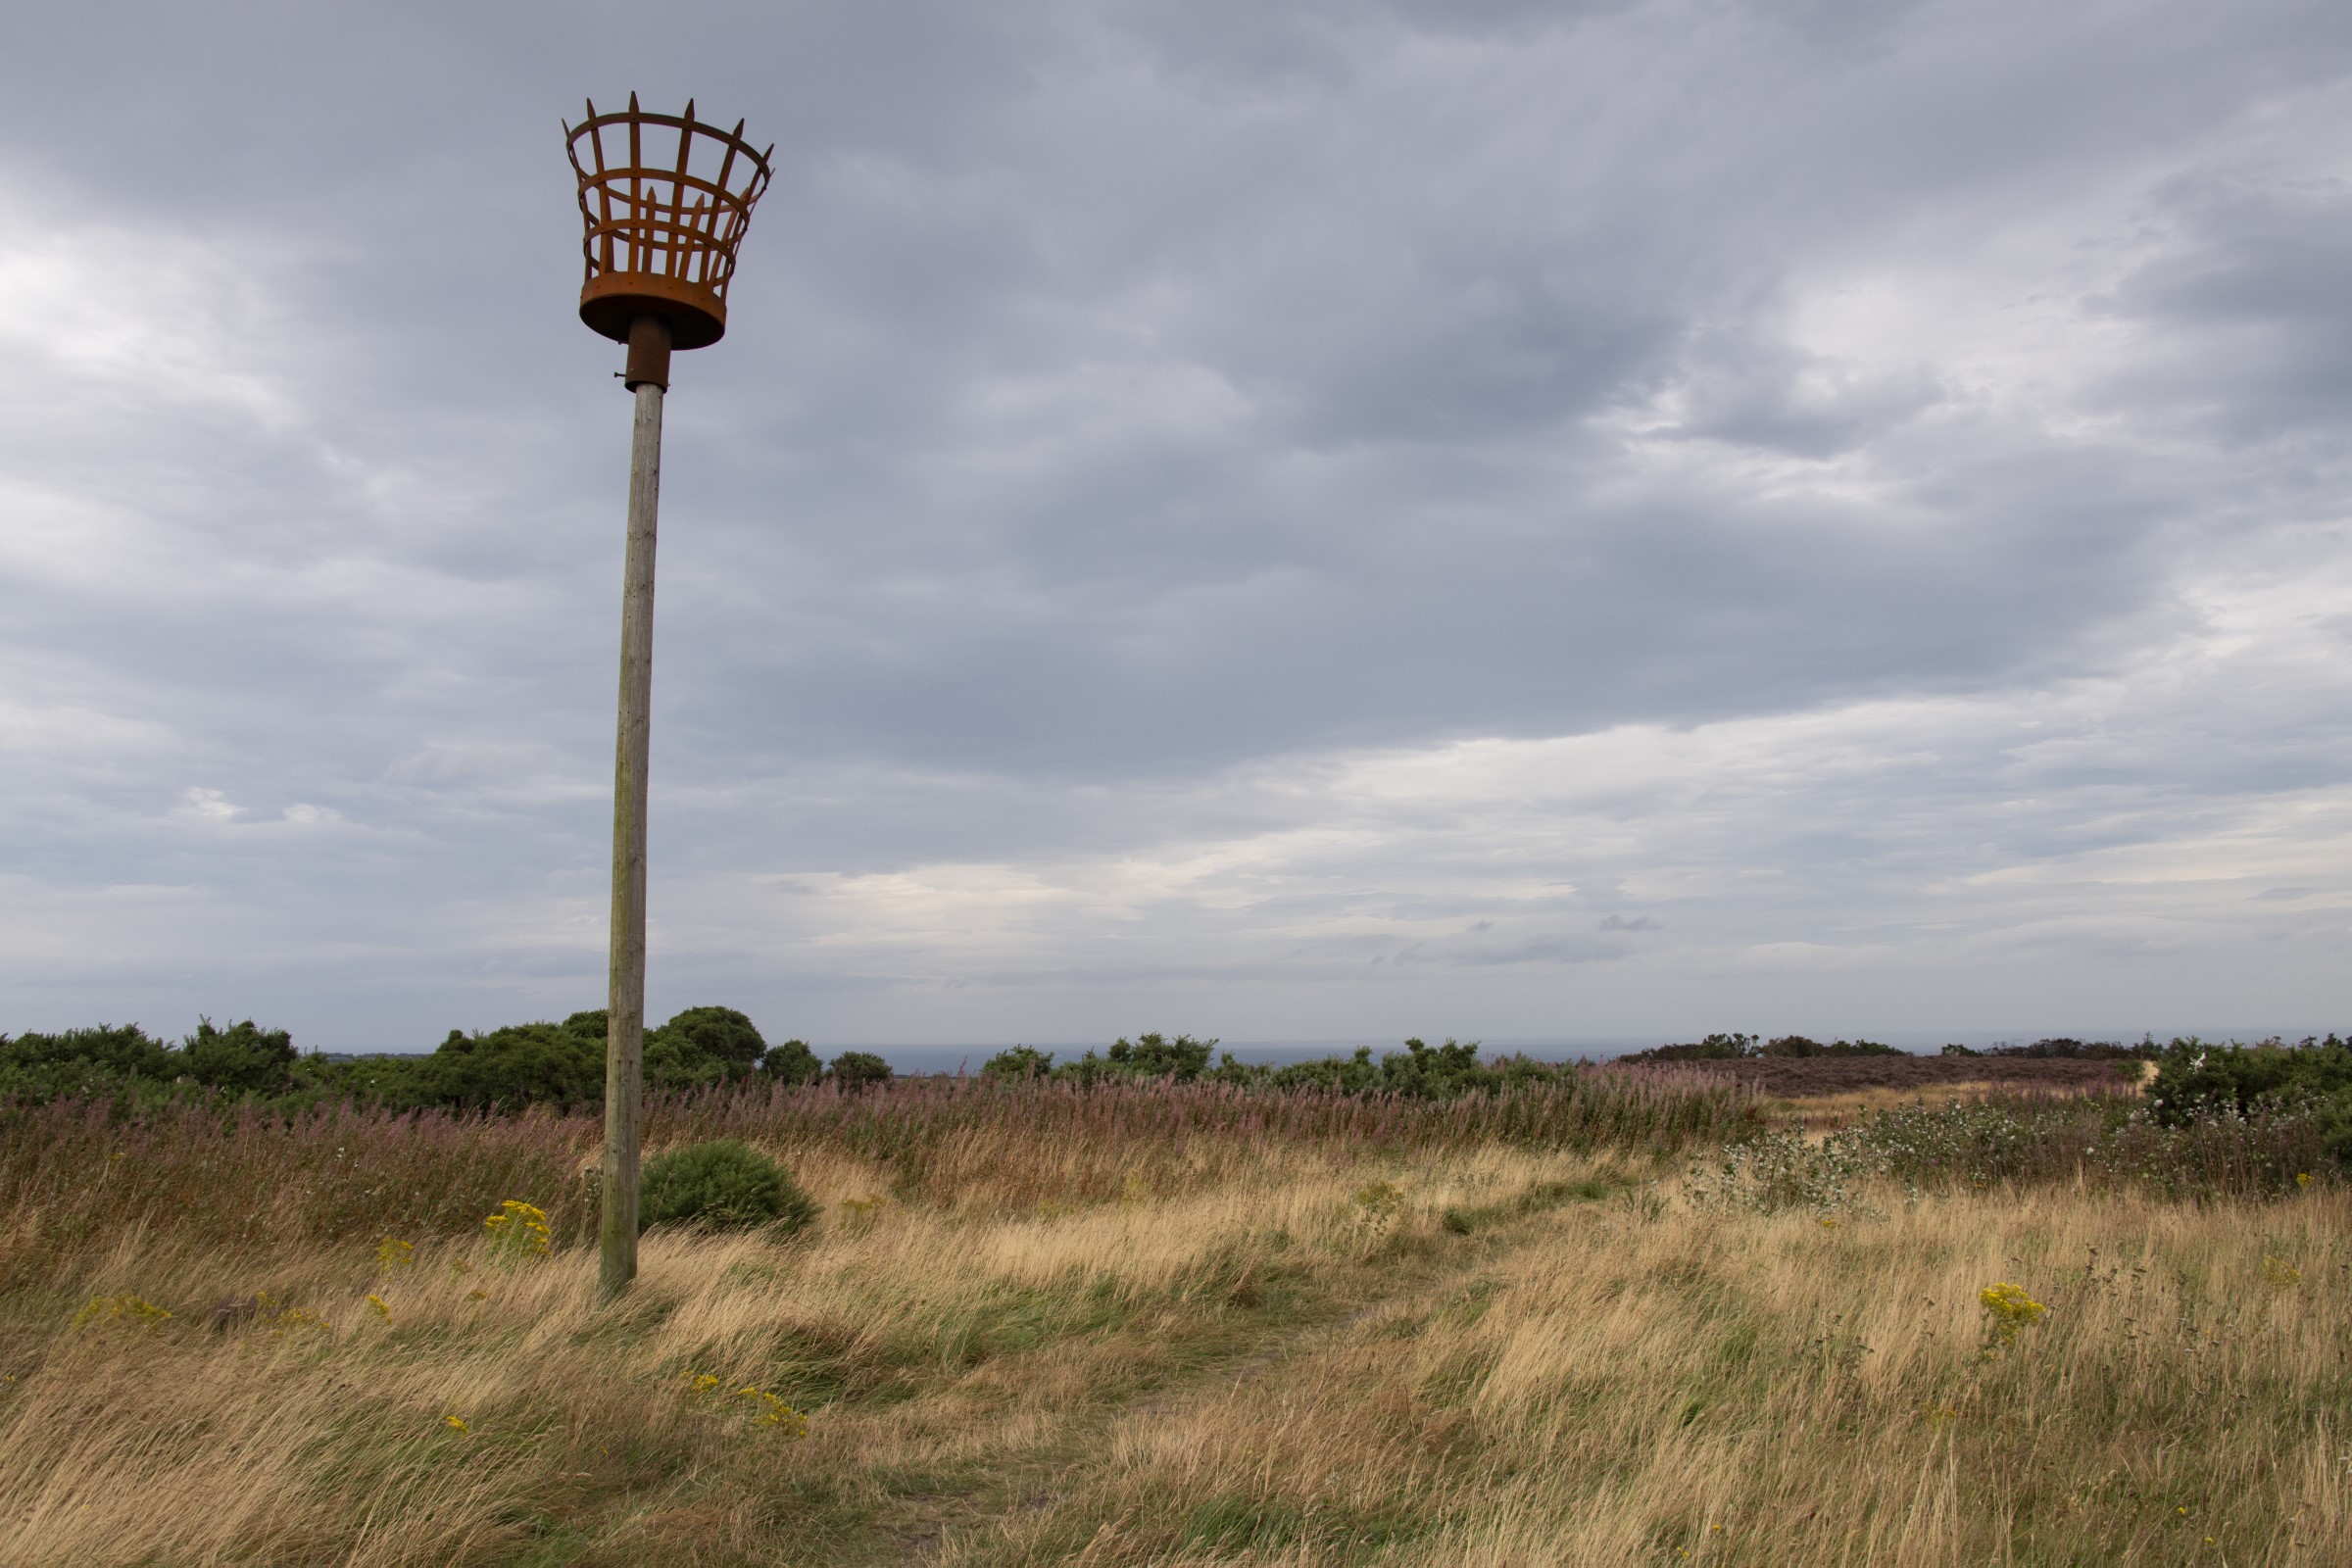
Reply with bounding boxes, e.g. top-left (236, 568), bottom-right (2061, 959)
top-left (564, 94), bottom-right (772, 1303)
top-left (564, 95), bottom-right (774, 385)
